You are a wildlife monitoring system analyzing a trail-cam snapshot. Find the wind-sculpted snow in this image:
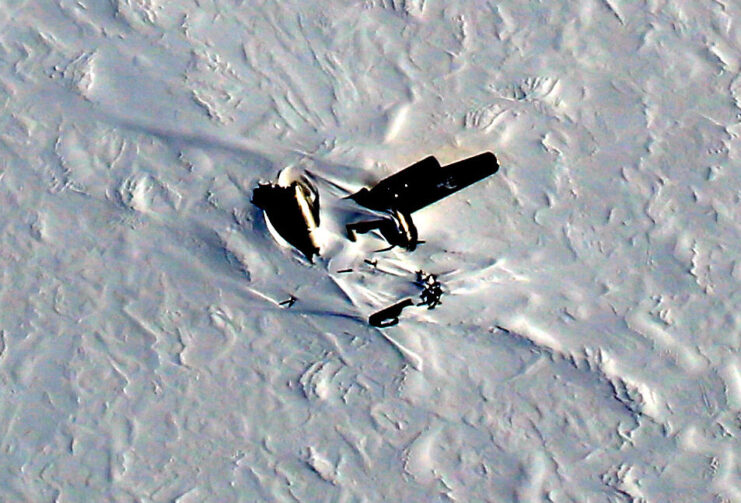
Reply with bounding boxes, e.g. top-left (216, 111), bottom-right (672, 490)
top-left (1, 0), bottom-right (741, 501)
